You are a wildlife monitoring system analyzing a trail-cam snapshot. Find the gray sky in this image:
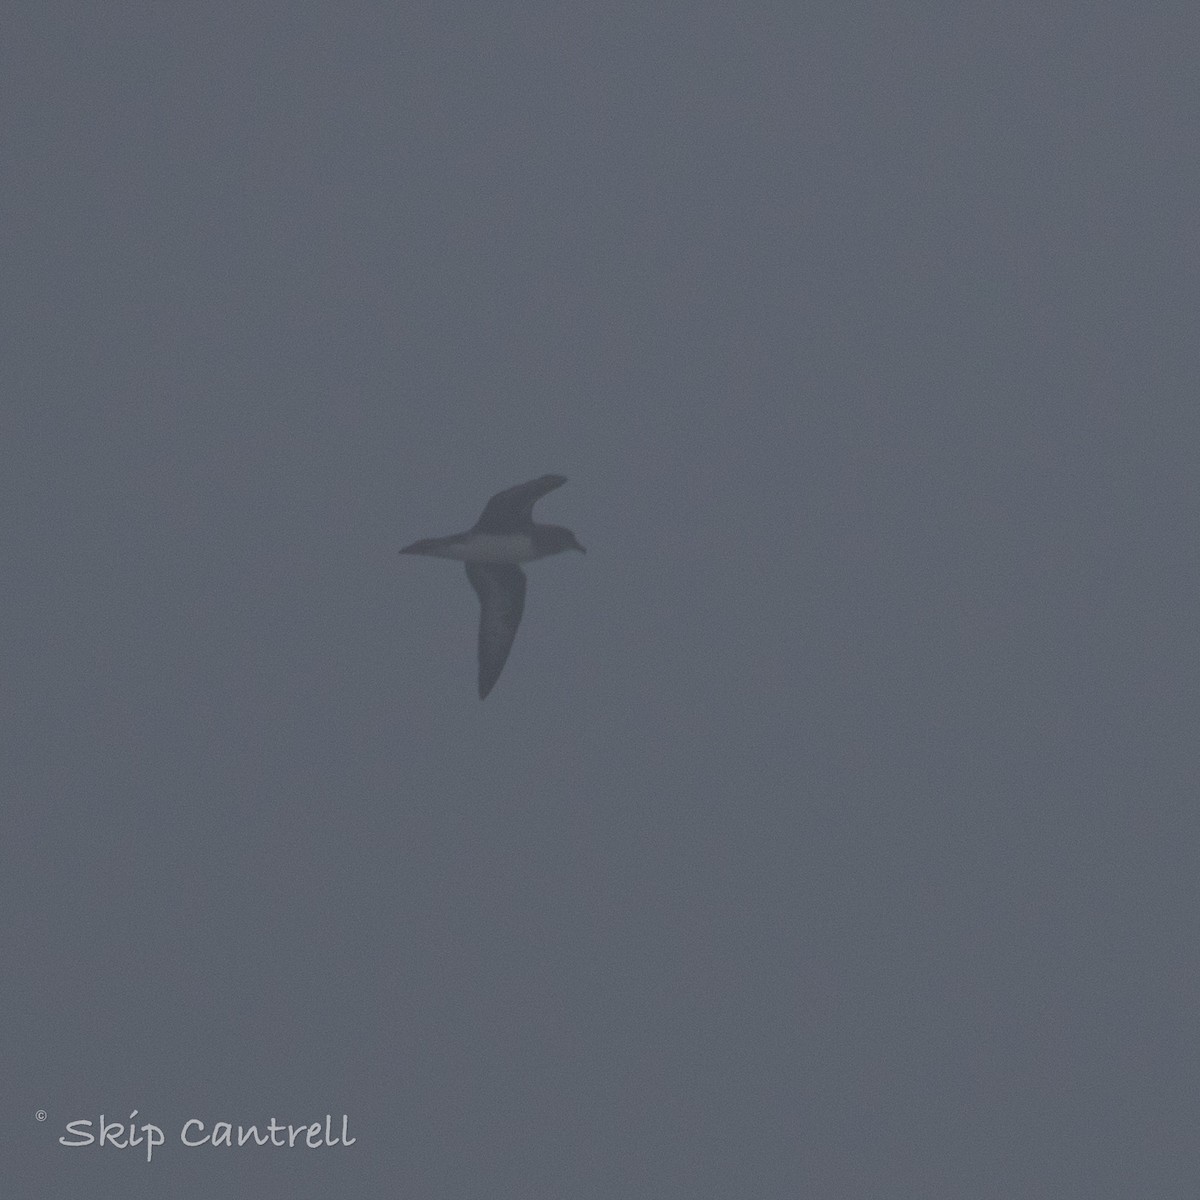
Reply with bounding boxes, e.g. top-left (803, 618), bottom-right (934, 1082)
top-left (4, 5), bottom-right (1198, 1197)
